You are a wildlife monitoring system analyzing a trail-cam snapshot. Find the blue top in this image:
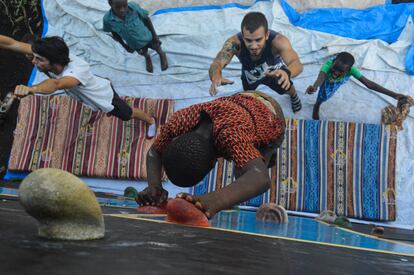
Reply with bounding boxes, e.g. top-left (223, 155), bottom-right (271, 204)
top-left (103, 2), bottom-right (152, 50)
top-left (236, 30), bottom-right (285, 85)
